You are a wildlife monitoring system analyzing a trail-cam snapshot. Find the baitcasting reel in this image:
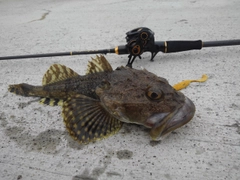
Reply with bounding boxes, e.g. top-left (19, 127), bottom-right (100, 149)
top-left (125, 27), bottom-right (157, 66)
